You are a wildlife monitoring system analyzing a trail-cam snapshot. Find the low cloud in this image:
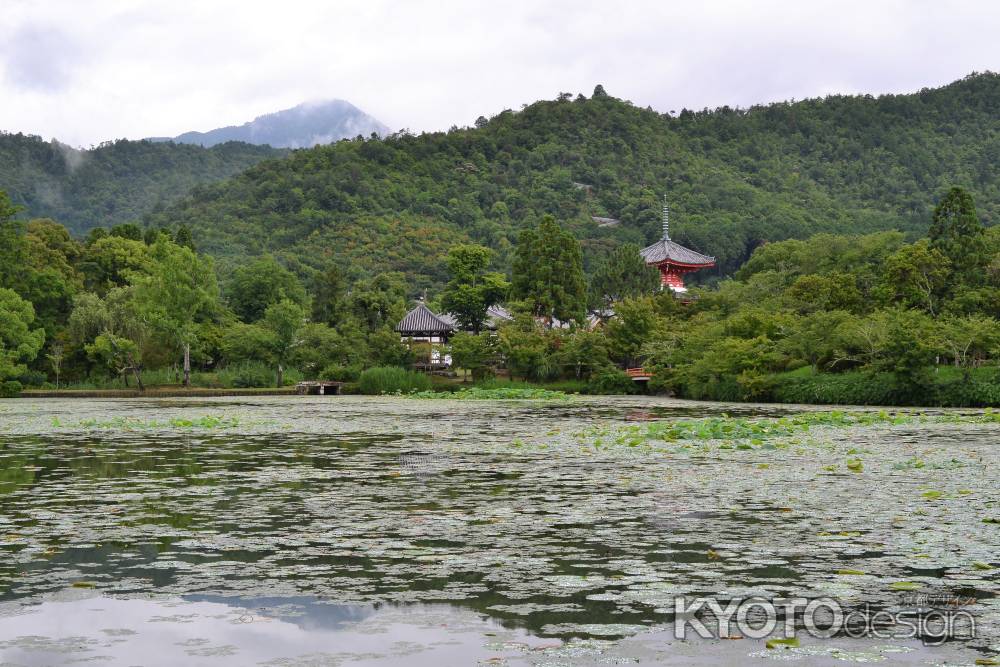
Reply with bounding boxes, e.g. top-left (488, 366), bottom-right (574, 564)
top-left (2, 23), bottom-right (83, 92)
top-left (1, 0), bottom-right (998, 146)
